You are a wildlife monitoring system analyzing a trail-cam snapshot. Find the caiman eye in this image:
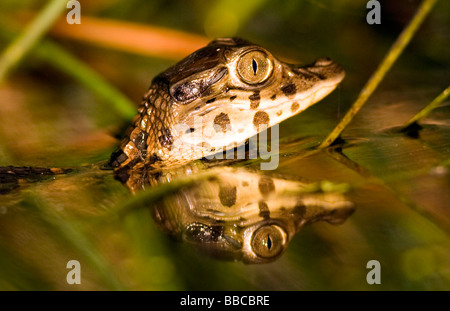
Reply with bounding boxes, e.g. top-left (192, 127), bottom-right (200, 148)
top-left (251, 225), bottom-right (286, 258)
top-left (237, 50), bottom-right (273, 84)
